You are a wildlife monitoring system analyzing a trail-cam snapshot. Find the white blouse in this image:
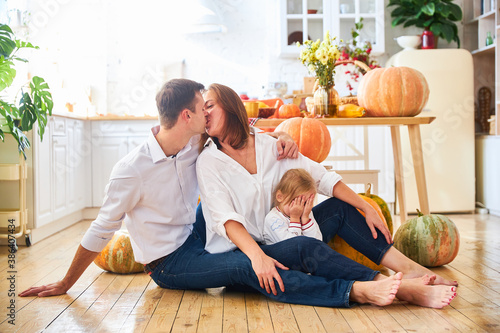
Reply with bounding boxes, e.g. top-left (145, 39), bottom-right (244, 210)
top-left (263, 207), bottom-right (323, 245)
top-left (197, 132), bottom-right (342, 254)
